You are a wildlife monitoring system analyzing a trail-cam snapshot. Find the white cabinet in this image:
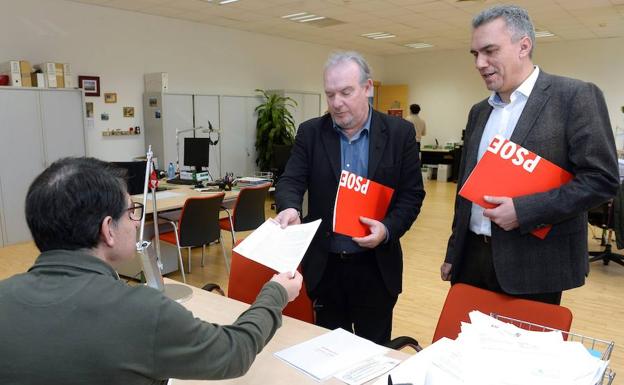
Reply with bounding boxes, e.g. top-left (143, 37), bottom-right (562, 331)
top-left (143, 90), bottom-right (321, 180)
top-left (143, 93), bottom-right (221, 177)
top-left (269, 90), bottom-right (322, 130)
top-left (0, 88), bottom-right (85, 246)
